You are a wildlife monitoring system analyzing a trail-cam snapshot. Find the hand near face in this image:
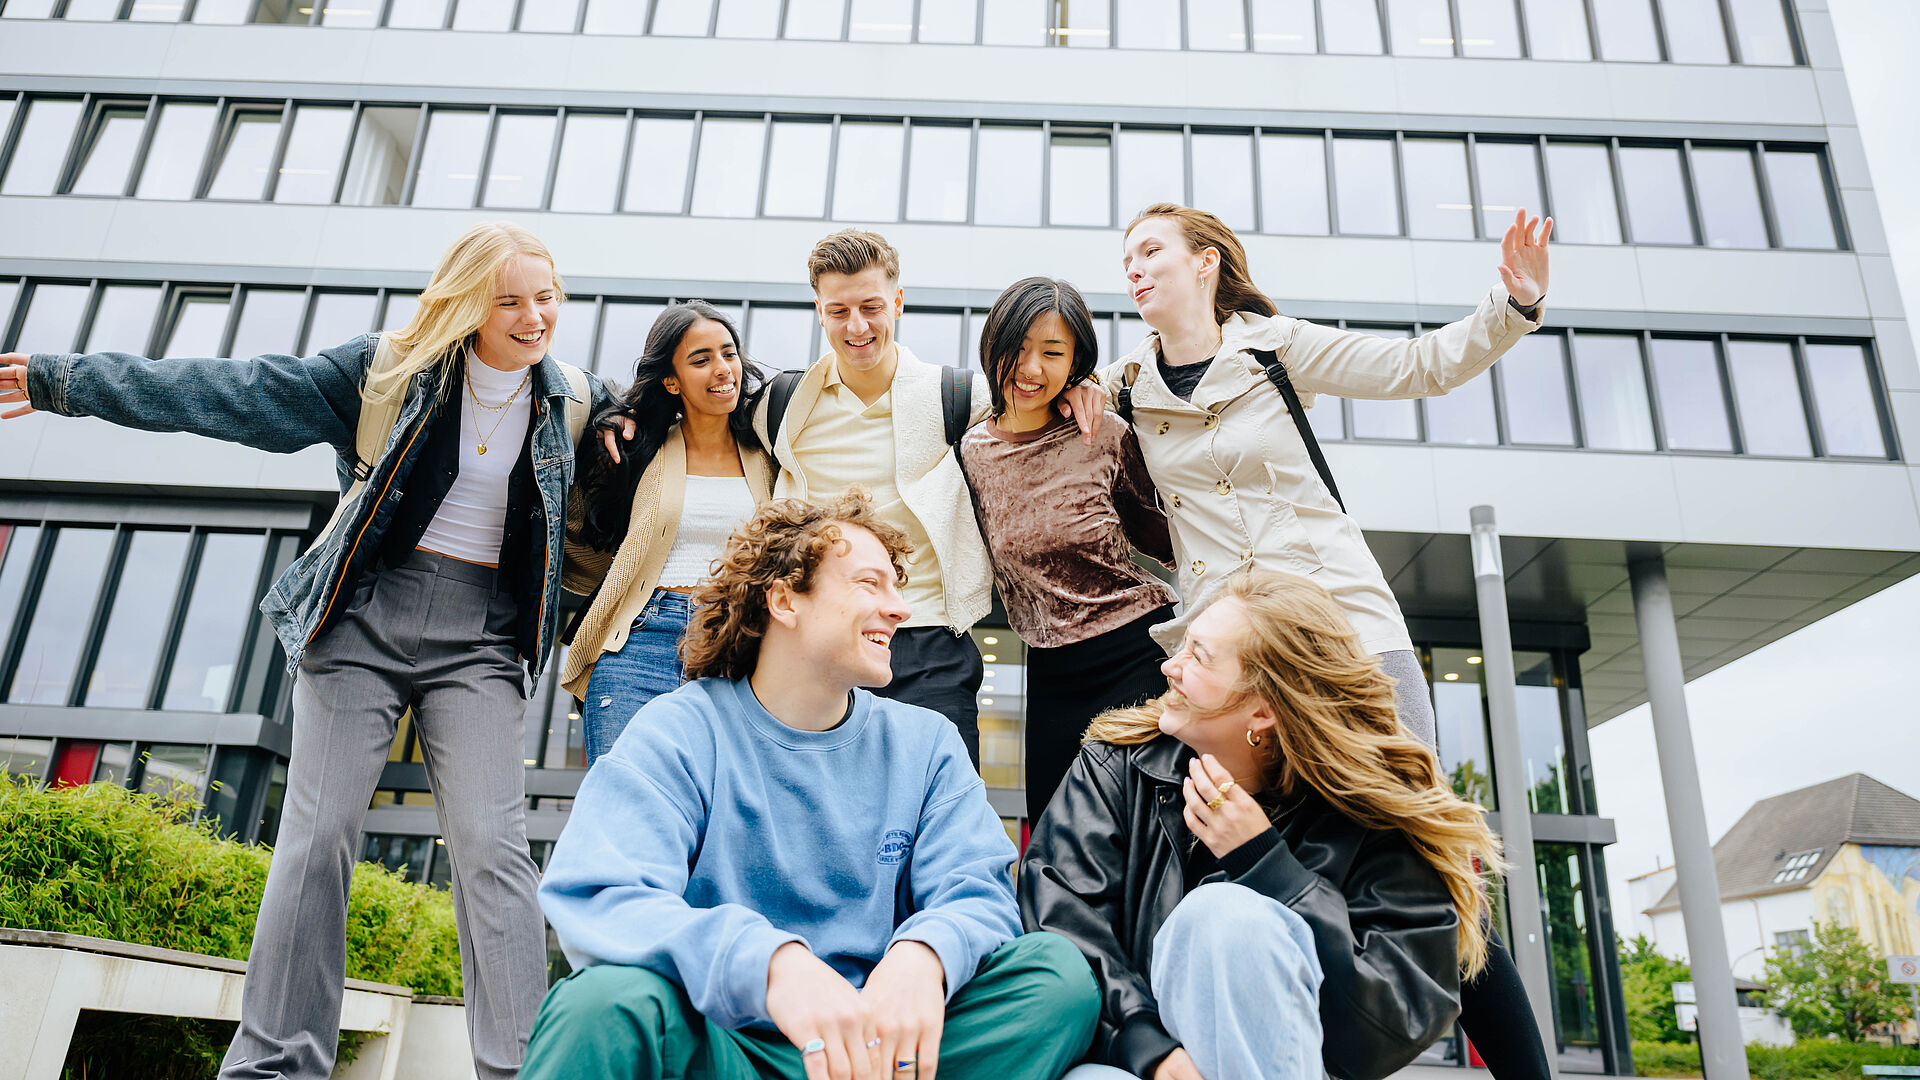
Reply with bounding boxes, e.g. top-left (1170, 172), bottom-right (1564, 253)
top-left (860, 941), bottom-right (948, 1080)
top-left (767, 942), bottom-right (878, 1080)
top-left (0, 355), bottom-right (36, 419)
top-left (1498, 209), bottom-right (1552, 308)
top-left (1183, 753), bottom-right (1268, 860)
